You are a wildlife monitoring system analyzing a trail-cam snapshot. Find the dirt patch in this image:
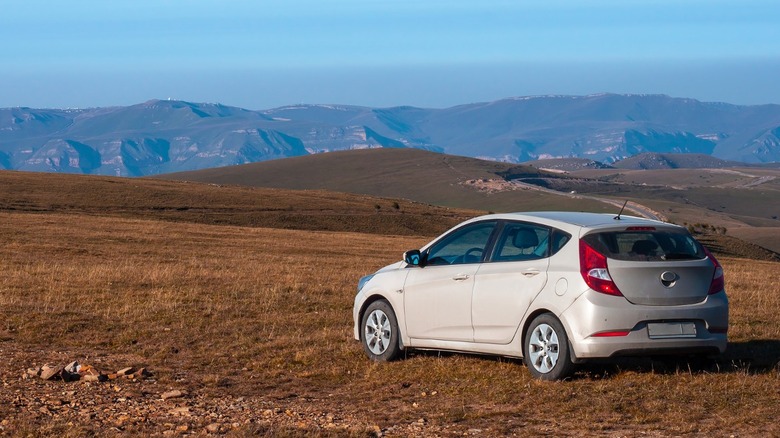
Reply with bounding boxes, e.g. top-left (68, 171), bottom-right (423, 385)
top-left (461, 178), bottom-right (527, 194)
